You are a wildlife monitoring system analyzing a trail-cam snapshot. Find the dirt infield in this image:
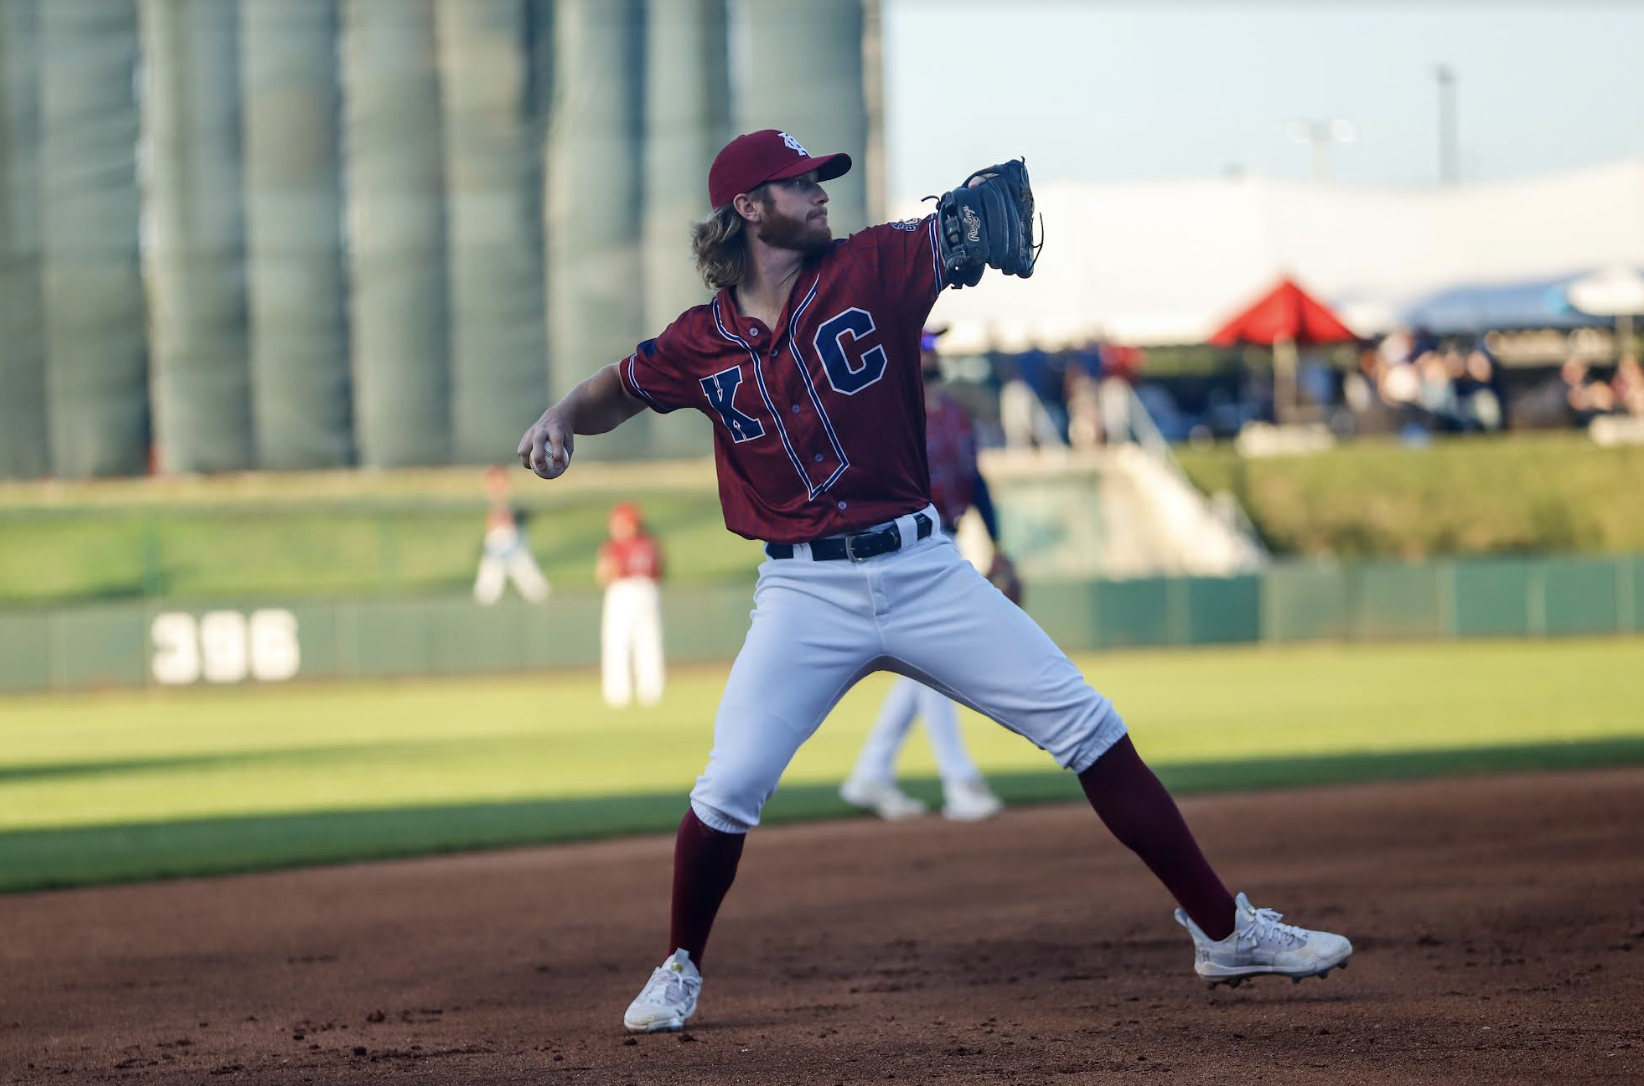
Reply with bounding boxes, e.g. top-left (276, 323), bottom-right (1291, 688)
top-left (4, 769), bottom-right (1641, 1085)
